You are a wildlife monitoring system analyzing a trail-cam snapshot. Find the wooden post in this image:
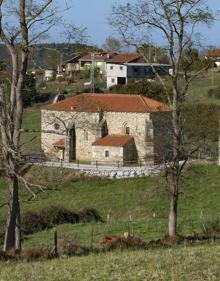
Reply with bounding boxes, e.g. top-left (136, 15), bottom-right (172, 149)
top-left (91, 224), bottom-right (94, 251)
top-left (54, 229), bottom-right (58, 257)
top-left (77, 160), bottom-right (79, 168)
